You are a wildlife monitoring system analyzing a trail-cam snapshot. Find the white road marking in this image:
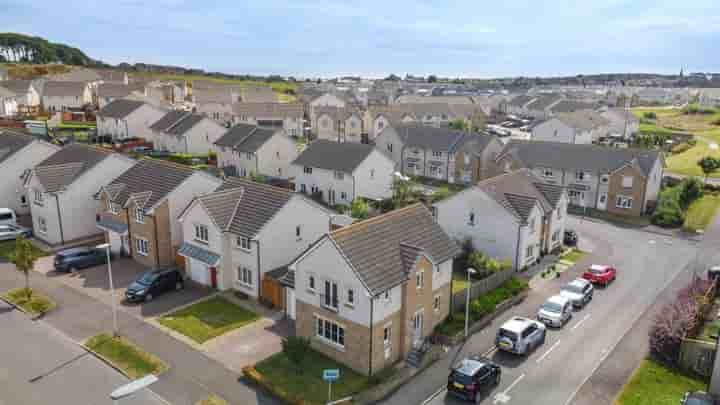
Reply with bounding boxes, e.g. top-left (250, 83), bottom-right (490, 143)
top-left (420, 385), bottom-right (447, 405)
top-left (493, 373), bottom-right (525, 404)
top-left (483, 346), bottom-right (498, 357)
top-left (536, 340), bottom-right (562, 364)
top-left (571, 314), bottom-right (591, 331)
